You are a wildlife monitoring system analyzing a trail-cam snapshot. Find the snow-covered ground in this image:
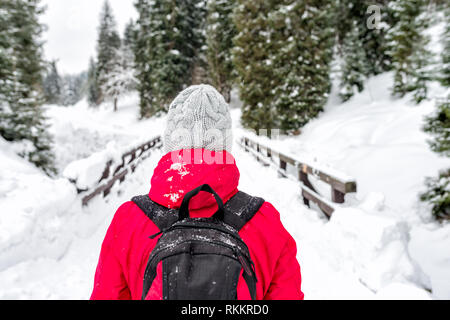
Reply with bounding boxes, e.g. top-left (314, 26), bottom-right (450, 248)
top-left (47, 94), bottom-right (165, 173)
top-left (245, 73), bottom-right (450, 298)
top-left (0, 94), bottom-right (165, 299)
top-left (0, 75), bottom-right (449, 299)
